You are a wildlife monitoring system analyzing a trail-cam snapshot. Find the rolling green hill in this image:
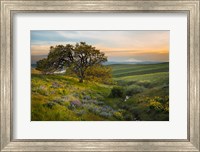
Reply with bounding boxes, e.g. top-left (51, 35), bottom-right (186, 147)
top-left (109, 62), bottom-right (169, 78)
top-left (31, 63), bottom-right (169, 121)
